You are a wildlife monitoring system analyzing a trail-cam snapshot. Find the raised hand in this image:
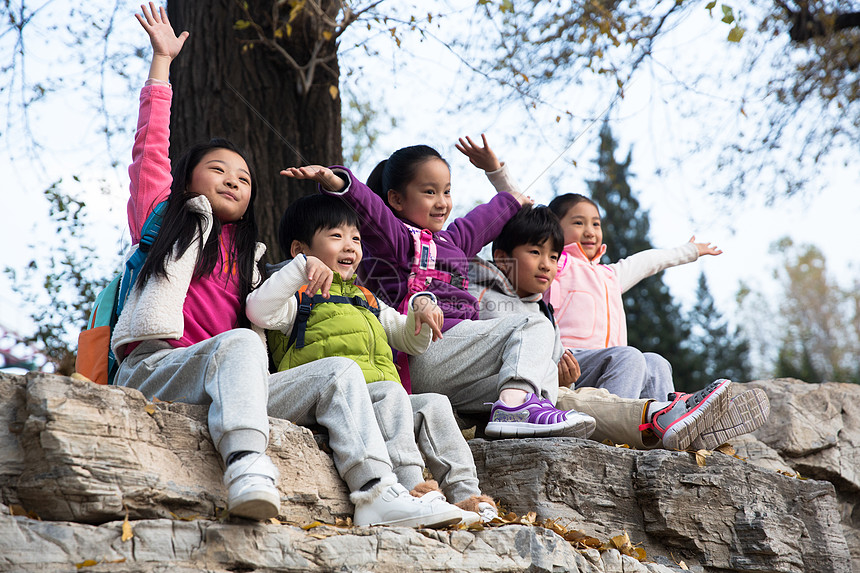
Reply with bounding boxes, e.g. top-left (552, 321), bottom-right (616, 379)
top-left (689, 236), bottom-right (723, 257)
top-left (136, 3), bottom-right (189, 61)
top-left (280, 166), bottom-right (346, 192)
top-left (455, 134), bottom-right (502, 172)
